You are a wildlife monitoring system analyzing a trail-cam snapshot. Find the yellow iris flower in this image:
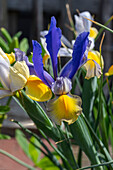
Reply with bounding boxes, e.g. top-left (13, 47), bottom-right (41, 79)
top-left (105, 65), bottom-right (113, 76)
top-left (0, 48), bottom-right (52, 100)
